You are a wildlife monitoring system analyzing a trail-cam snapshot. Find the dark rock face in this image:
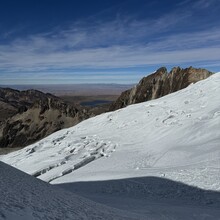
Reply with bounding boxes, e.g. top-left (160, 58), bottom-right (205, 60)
top-left (0, 88), bottom-right (89, 148)
top-left (109, 67), bottom-right (213, 111)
